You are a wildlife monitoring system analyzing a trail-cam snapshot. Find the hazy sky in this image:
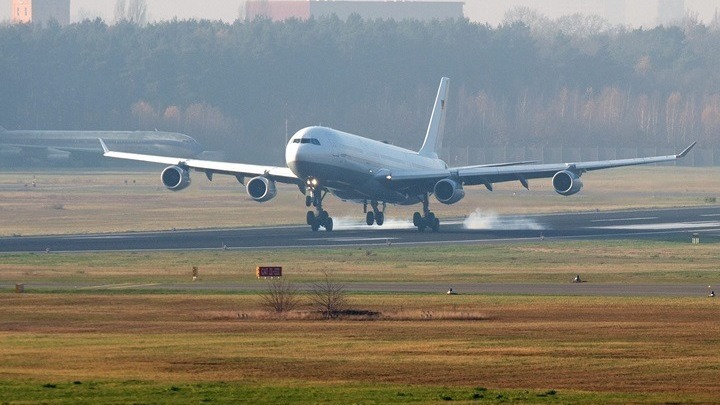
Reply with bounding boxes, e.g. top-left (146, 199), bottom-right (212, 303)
top-left (2, 1), bottom-right (720, 26)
